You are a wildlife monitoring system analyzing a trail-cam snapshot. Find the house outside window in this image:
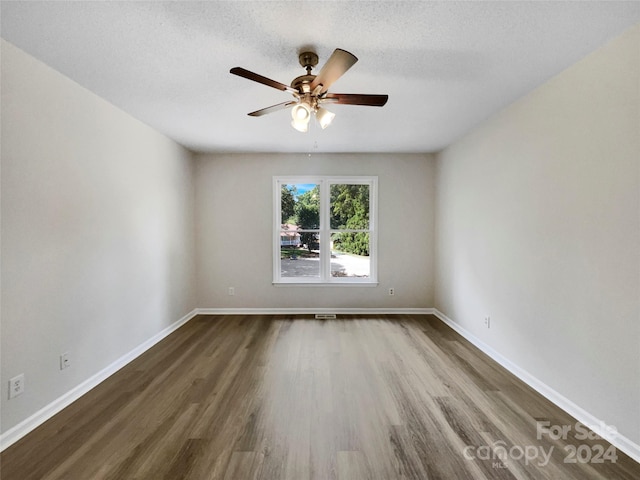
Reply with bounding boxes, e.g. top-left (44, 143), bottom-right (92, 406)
top-left (280, 224), bottom-right (302, 247)
top-left (274, 176), bottom-right (378, 284)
